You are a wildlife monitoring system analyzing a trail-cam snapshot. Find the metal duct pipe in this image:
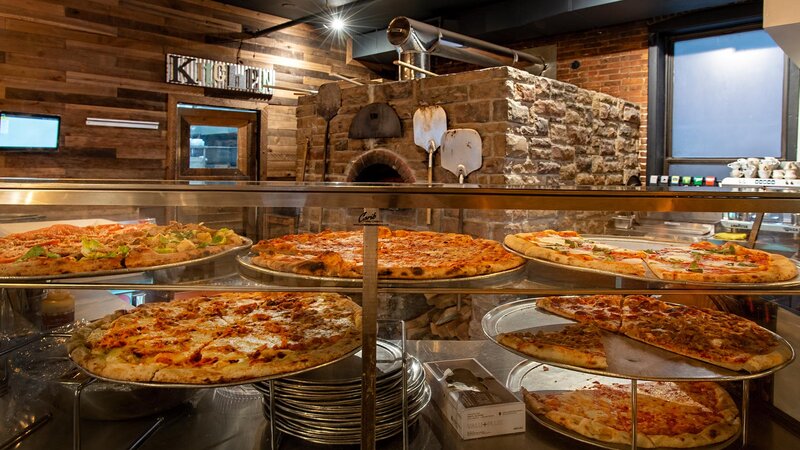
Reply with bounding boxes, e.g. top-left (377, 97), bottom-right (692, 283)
top-left (387, 16), bottom-right (546, 80)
